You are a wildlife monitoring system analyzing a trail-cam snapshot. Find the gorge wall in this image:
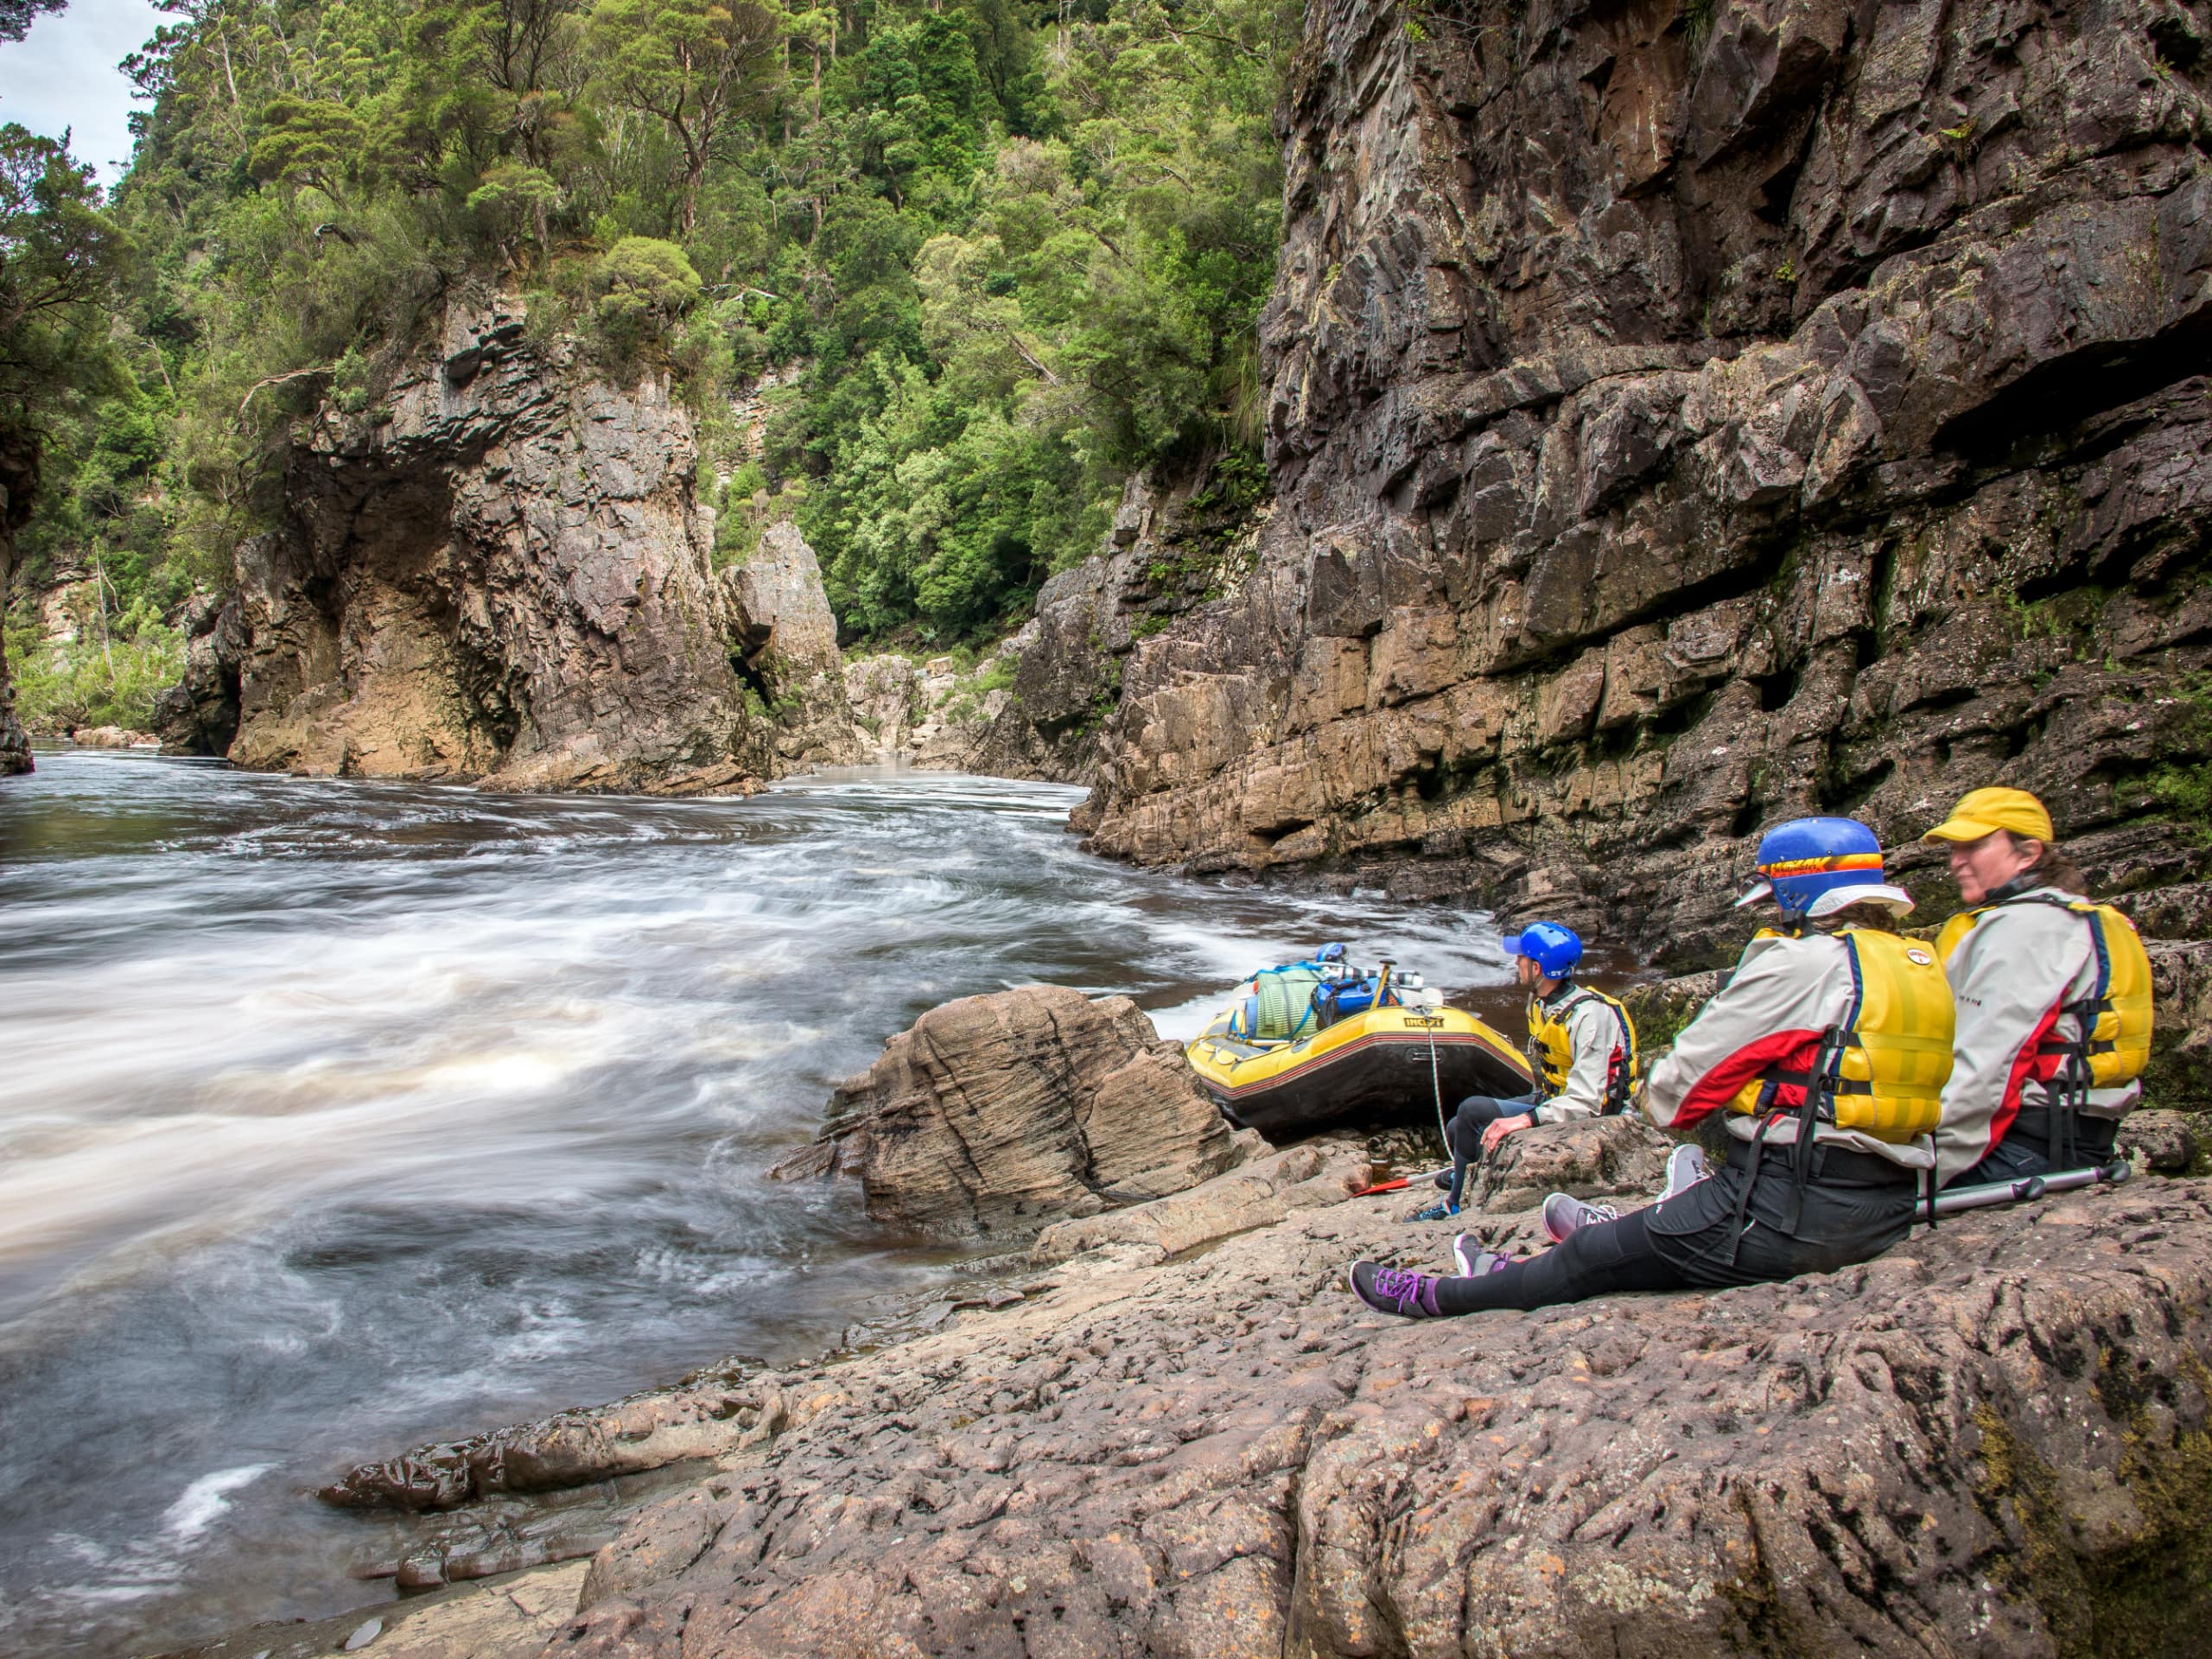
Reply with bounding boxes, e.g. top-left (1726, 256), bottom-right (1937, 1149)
top-left (1054, 0), bottom-right (2212, 966)
top-left (161, 298), bottom-right (858, 794)
top-left (0, 435), bottom-right (32, 777)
